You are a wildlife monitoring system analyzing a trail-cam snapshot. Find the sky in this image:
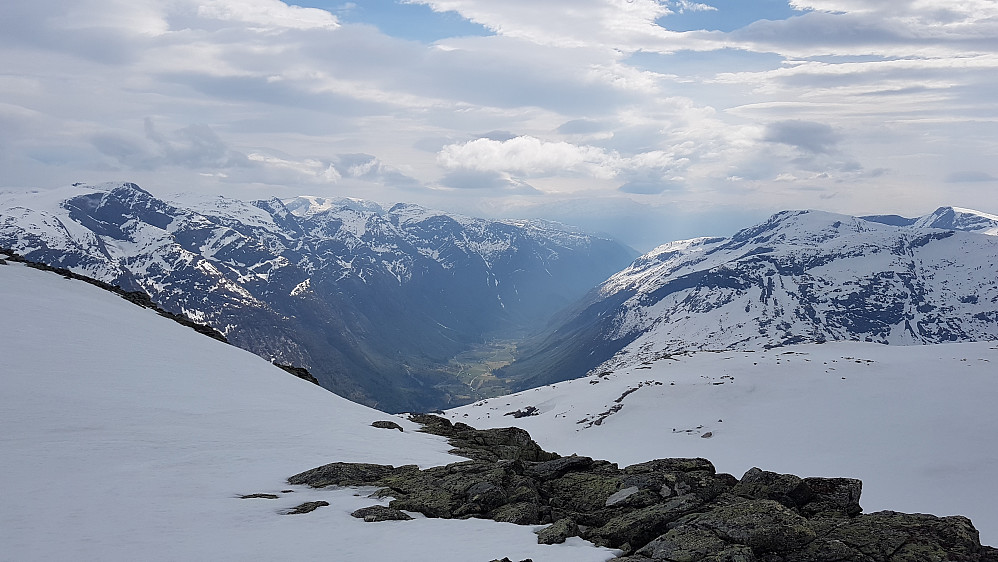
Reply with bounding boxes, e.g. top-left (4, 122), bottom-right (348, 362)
top-left (1, 0), bottom-right (997, 250)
